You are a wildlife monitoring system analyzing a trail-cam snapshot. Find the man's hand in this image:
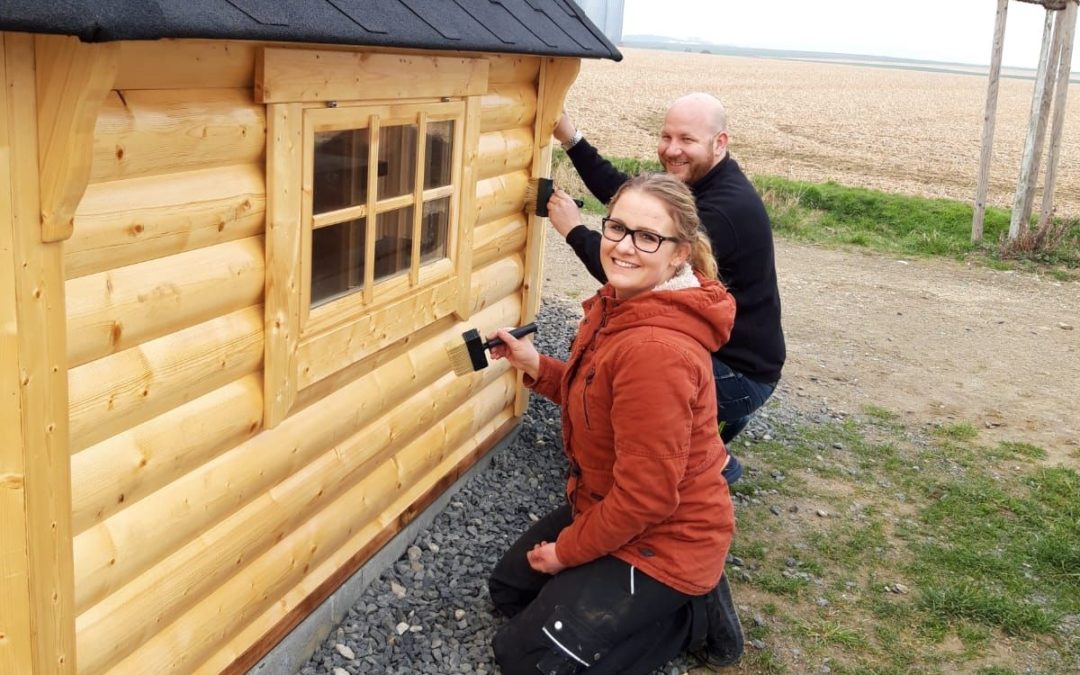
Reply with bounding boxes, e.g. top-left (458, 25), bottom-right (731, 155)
top-left (553, 111), bottom-right (576, 145)
top-left (526, 541), bottom-right (567, 575)
top-left (547, 188), bottom-right (582, 238)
